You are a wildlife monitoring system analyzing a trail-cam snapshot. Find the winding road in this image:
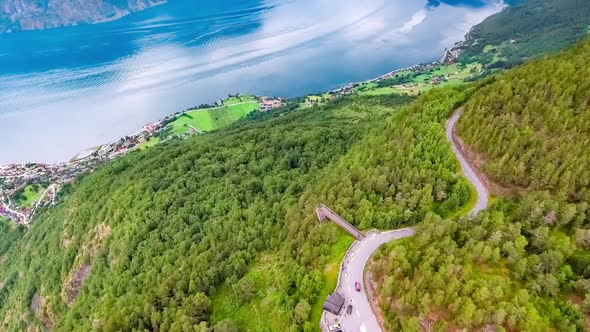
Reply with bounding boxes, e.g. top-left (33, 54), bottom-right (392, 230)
top-left (324, 229), bottom-right (414, 332)
top-left (323, 109), bottom-right (489, 332)
top-left (446, 109), bottom-right (489, 216)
